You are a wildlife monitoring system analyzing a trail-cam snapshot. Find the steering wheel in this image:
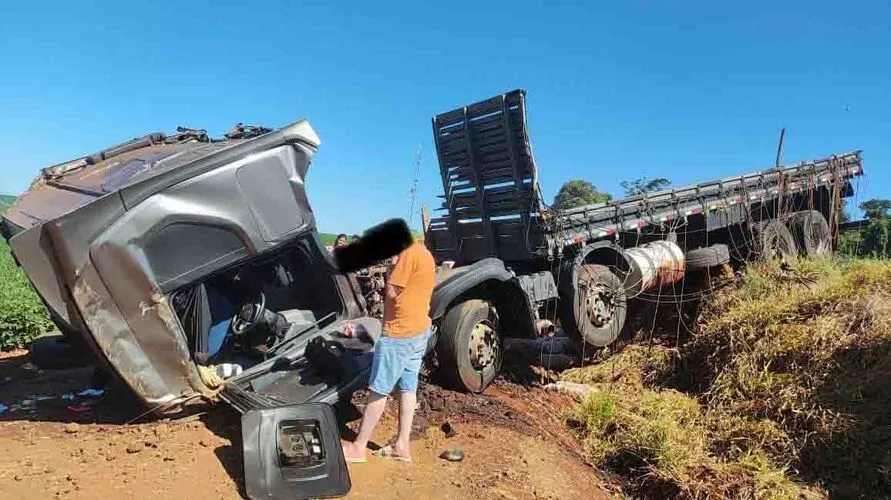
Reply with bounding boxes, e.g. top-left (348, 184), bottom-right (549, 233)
top-left (231, 292), bottom-right (267, 335)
